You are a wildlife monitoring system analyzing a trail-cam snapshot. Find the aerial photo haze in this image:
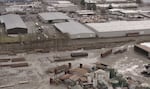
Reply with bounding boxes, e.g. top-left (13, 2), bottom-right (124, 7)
top-left (0, 0), bottom-right (150, 89)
